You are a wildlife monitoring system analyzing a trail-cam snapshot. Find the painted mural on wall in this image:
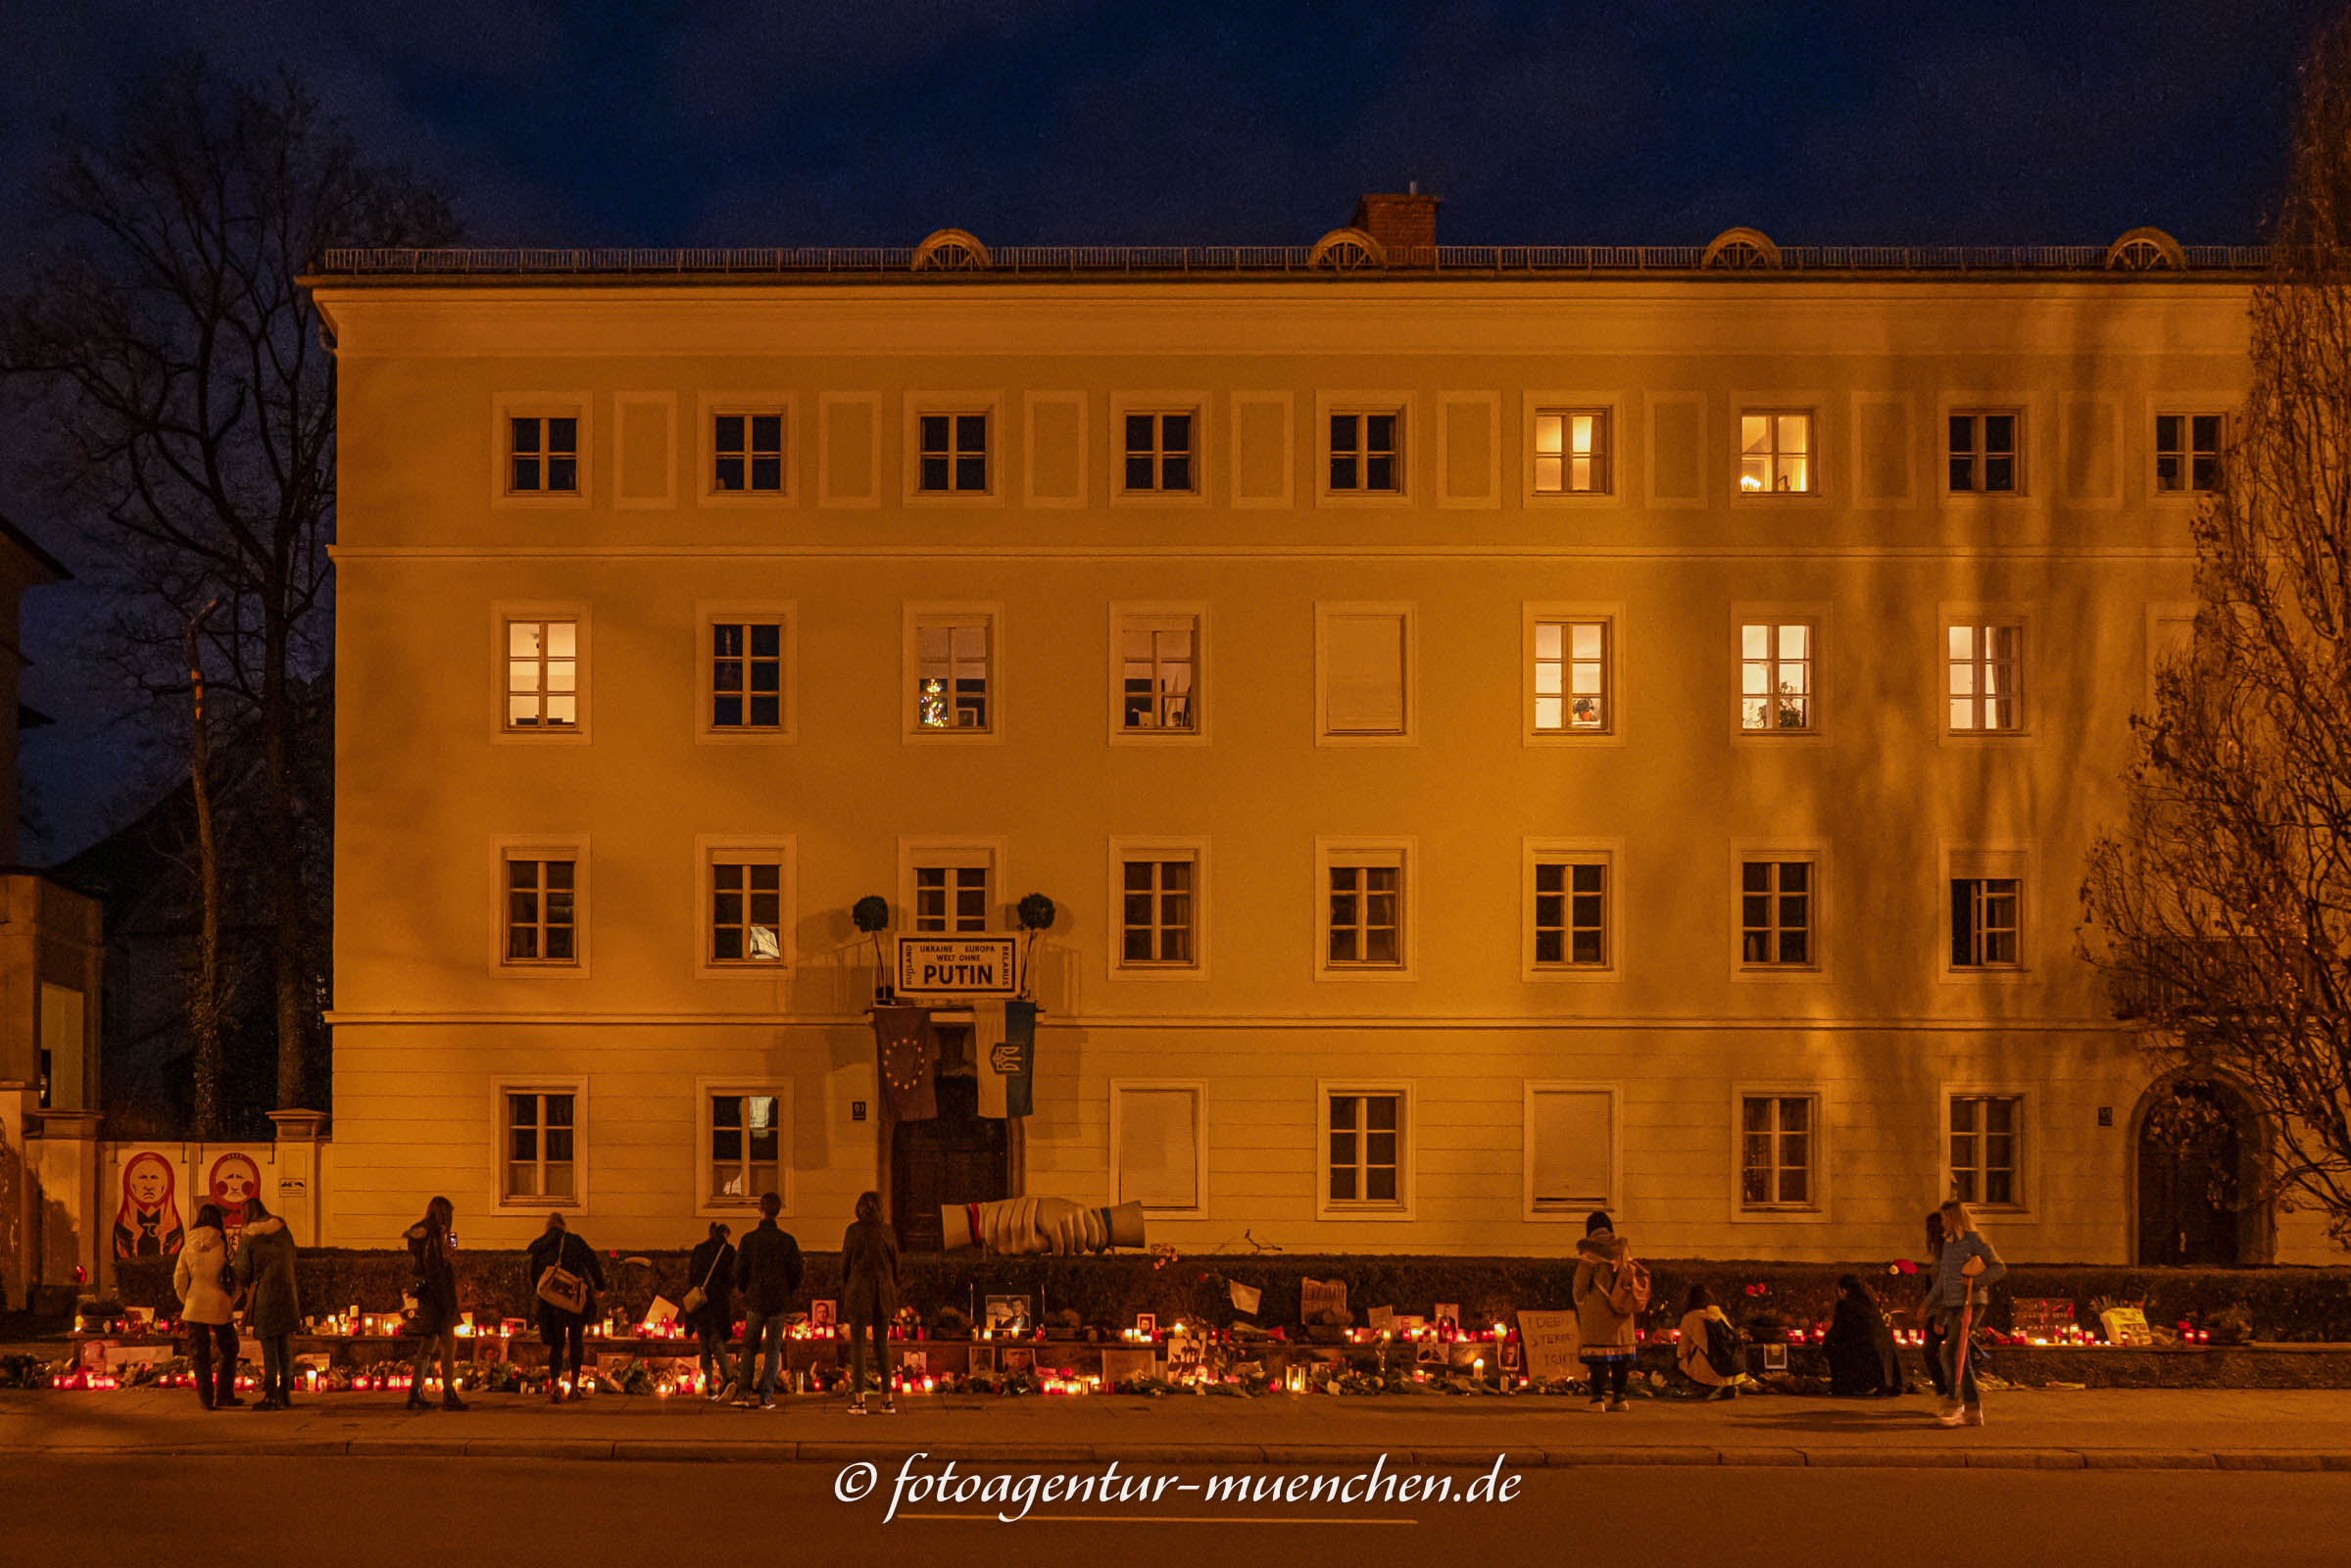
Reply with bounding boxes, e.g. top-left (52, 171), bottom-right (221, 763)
top-left (208, 1152), bottom-right (262, 1239)
top-left (112, 1151), bottom-right (185, 1259)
